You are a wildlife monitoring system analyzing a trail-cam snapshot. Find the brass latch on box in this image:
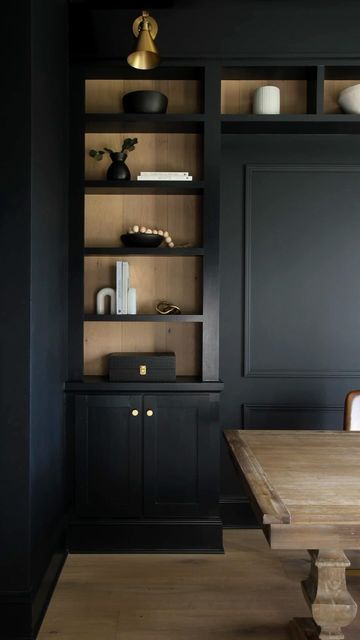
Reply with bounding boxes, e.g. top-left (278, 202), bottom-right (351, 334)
top-left (139, 365), bottom-right (147, 376)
